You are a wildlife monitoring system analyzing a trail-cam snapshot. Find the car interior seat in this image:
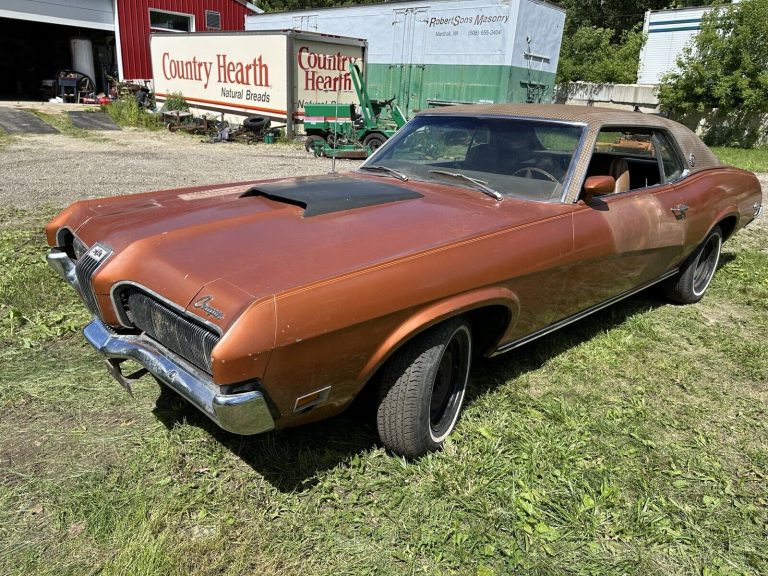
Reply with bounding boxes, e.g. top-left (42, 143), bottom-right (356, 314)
top-left (609, 157), bottom-right (630, 193)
